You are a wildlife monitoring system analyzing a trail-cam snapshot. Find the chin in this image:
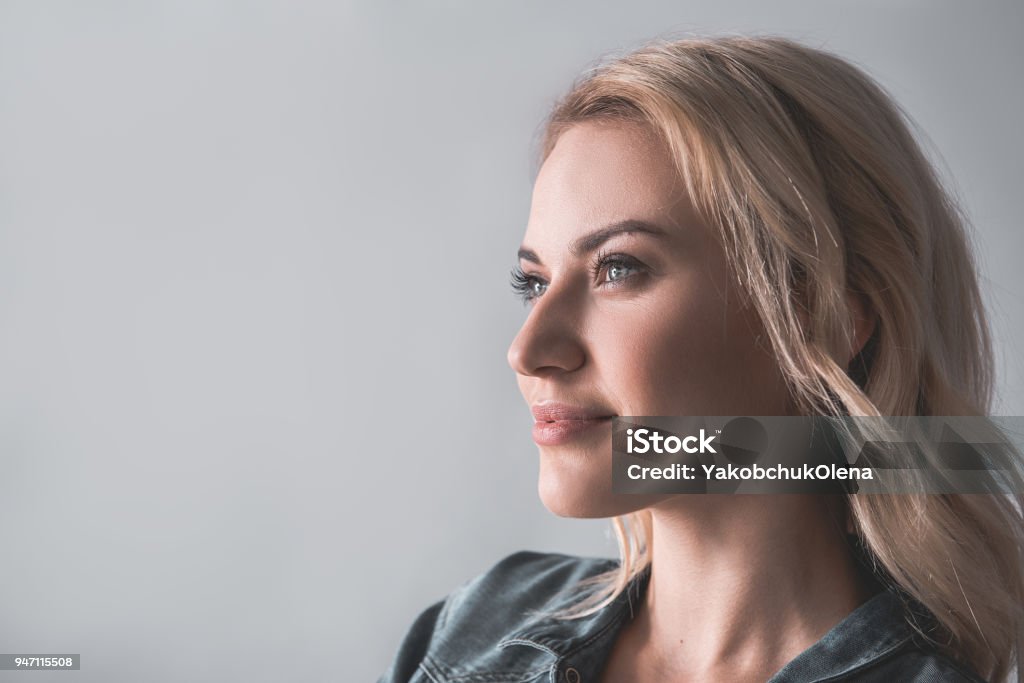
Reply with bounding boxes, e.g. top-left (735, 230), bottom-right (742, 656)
top-left (536, 453), bottom-right (657, 518)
